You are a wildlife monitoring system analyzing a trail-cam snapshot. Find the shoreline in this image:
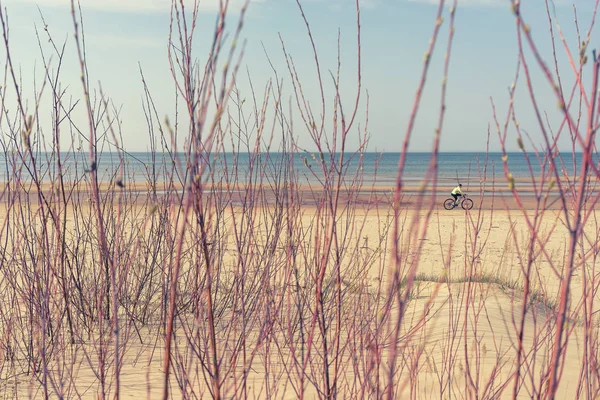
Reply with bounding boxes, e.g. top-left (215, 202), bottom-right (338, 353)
top-left (0, 179), bottom-right (584, 211)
